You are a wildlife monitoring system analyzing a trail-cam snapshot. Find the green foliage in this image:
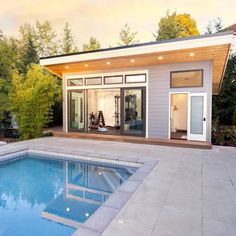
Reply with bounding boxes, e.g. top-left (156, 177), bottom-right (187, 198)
top-left (10, 64), bottom-right (60, 140)
top-left (19, 21), bottom-right (58, 57)
top-left (118, 24), bottom-right (138, 45)
top-left (0, 30), bottom-right (3, 40)
top-left (19, 35), bottom-right (39, 75)
top-left (232, 107), bottom-right (236, 126)
top-left (83, 37), bottom-right (101, 51)
top-left (154, 11), bottom-right (200, 40)
top-left (205, 18), bottom-right (223, 34)
top-left (60, 22), bottom-right (78, 54)
top-left (0, 39), bottom-right (16, 121)
top-left (212, 54), bottom-right (236, 125)
top-left (35, 20), bottom-right (58, 57)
